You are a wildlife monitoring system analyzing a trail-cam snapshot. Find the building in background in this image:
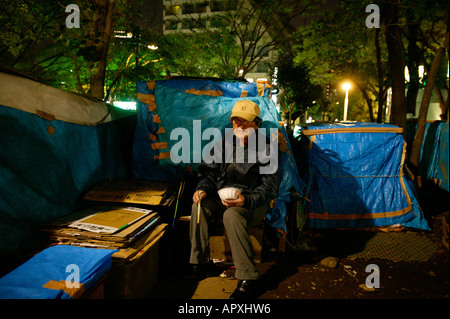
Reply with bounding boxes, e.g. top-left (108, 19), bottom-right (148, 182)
top-left (162, 0), bottom-right (273, 83)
